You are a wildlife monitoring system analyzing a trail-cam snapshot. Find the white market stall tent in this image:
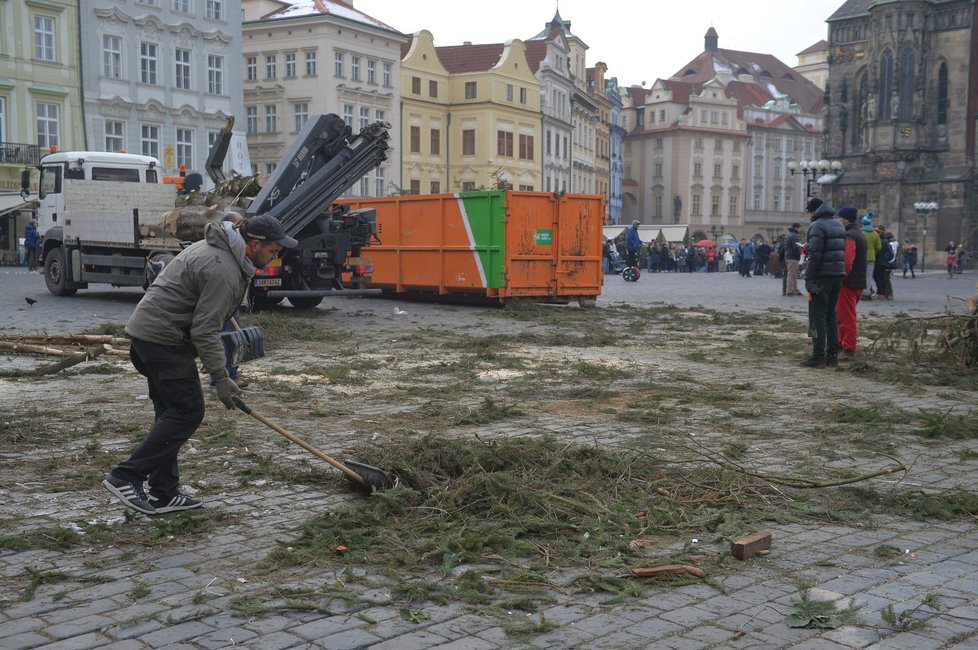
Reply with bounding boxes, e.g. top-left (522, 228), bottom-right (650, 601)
top-left (603, 224), bottom-right (690, 244)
